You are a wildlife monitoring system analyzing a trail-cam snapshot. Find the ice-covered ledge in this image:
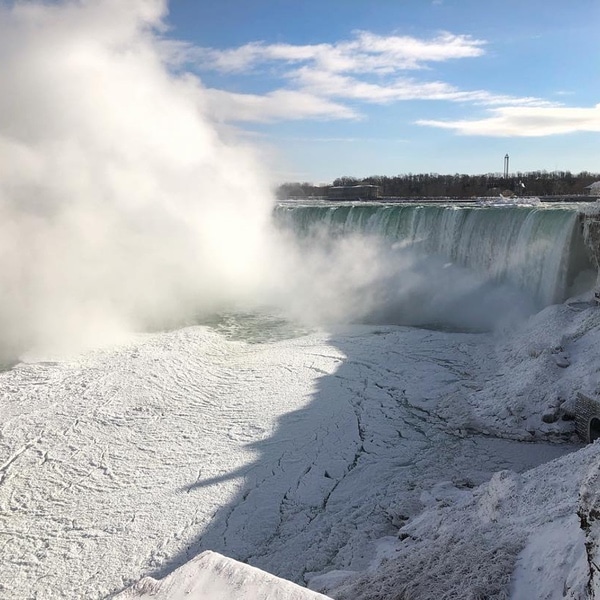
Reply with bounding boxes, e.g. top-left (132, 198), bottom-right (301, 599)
top-left (114, 551), bottom-right (332, 600)
top-left (582, 207), bottom-right (600, 280)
